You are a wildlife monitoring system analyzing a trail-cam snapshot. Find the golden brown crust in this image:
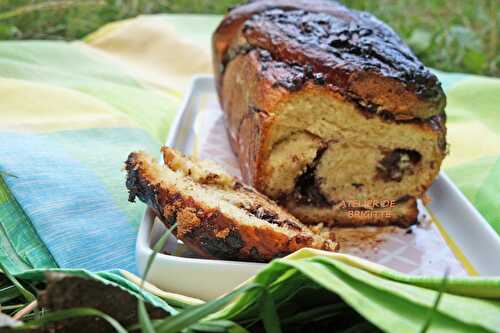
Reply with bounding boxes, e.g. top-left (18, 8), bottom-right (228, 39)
top-left (125, 150), bottom-right (337, 262)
